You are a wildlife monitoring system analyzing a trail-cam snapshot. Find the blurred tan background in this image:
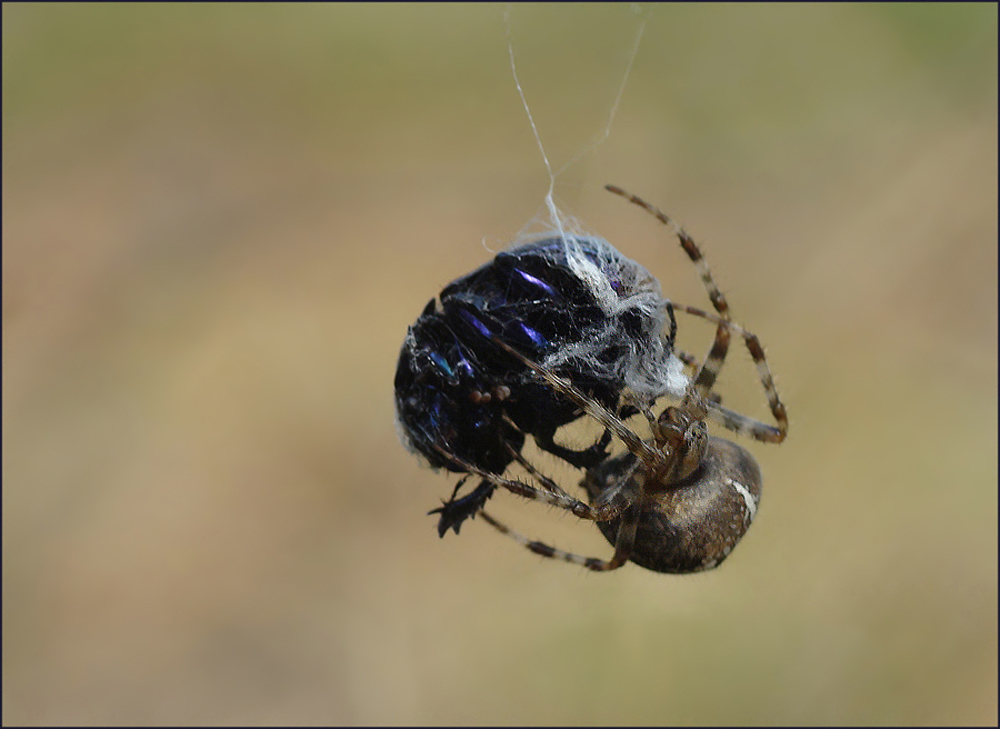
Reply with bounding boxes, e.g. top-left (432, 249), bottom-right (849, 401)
top-left (3, 4), bottom-right (996, 725)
